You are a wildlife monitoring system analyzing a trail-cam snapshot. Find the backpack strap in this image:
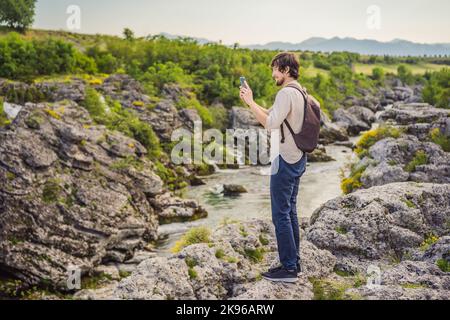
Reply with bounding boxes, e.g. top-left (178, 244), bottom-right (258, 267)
top-left (280, 84), bottom-right (308, 144)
